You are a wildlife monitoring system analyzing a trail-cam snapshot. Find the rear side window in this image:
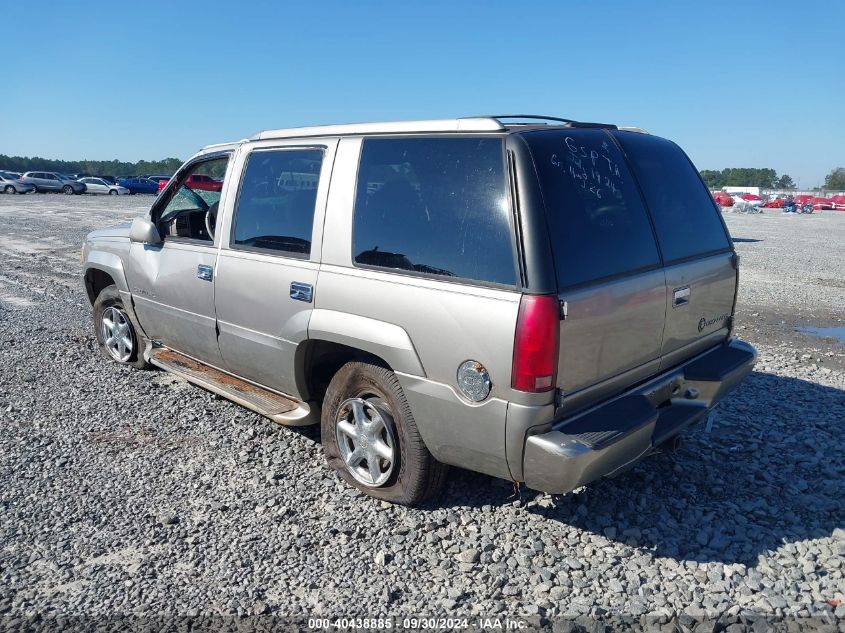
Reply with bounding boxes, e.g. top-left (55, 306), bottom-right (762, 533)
top-left (523, 129), bottom-right (660, 289)
top-left (353, 137), bottom-right (515, 286)
top-left (612, 131), bottom-right (730, 262)
top-left (232, 148), bottom-right (323, 257)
